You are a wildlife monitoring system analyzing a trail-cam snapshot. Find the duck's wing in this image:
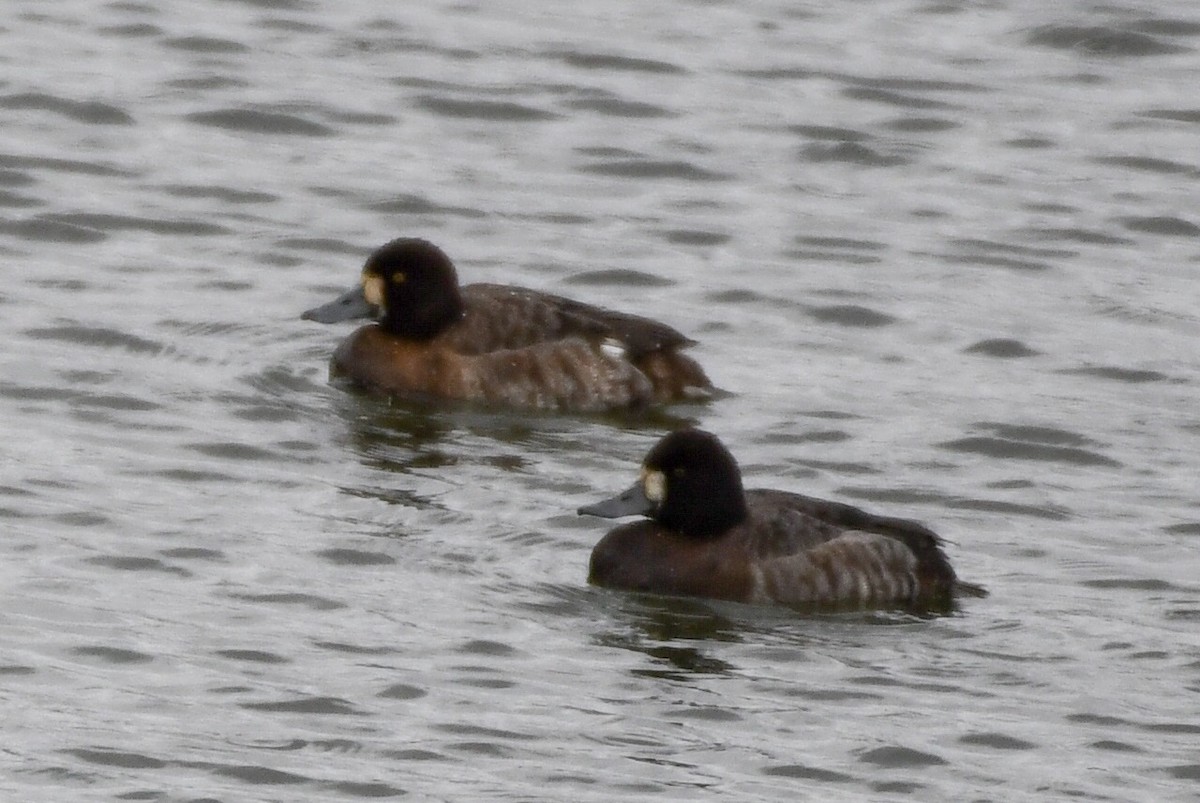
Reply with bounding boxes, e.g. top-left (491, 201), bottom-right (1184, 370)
top-left (738, 499), bottom-right (849, 557)
top-left (744, 489), bottom-right (986, 604)
top-left (748, 489), bottom-right (943, 543)
top-left (458, 284), bottom-right (694, 357)
top-left (751, 530), bottom-right (938, 609)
